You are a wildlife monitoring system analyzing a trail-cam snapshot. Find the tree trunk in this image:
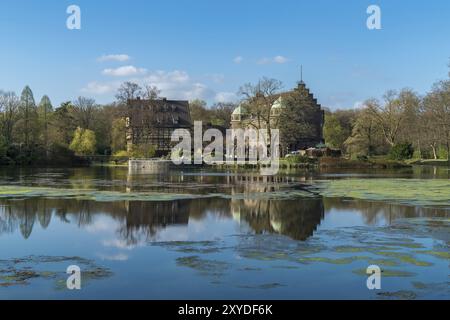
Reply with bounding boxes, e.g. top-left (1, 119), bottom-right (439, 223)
top-left (431, 143), bottom-right (438, 160)
top-left (417, 139), bottom-right (422, 159)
